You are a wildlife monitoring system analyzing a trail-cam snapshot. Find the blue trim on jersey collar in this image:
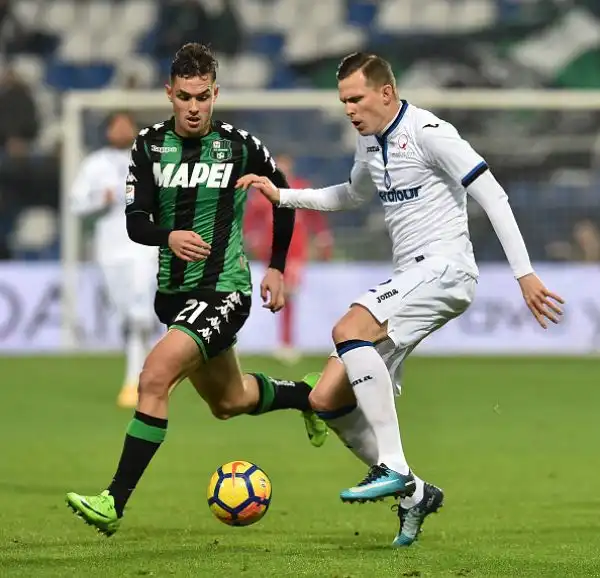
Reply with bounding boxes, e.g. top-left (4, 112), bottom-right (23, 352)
top-left (375, 100), bottom-right (408, 190)
top-left (381, 100), bottom-right (408, 141)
